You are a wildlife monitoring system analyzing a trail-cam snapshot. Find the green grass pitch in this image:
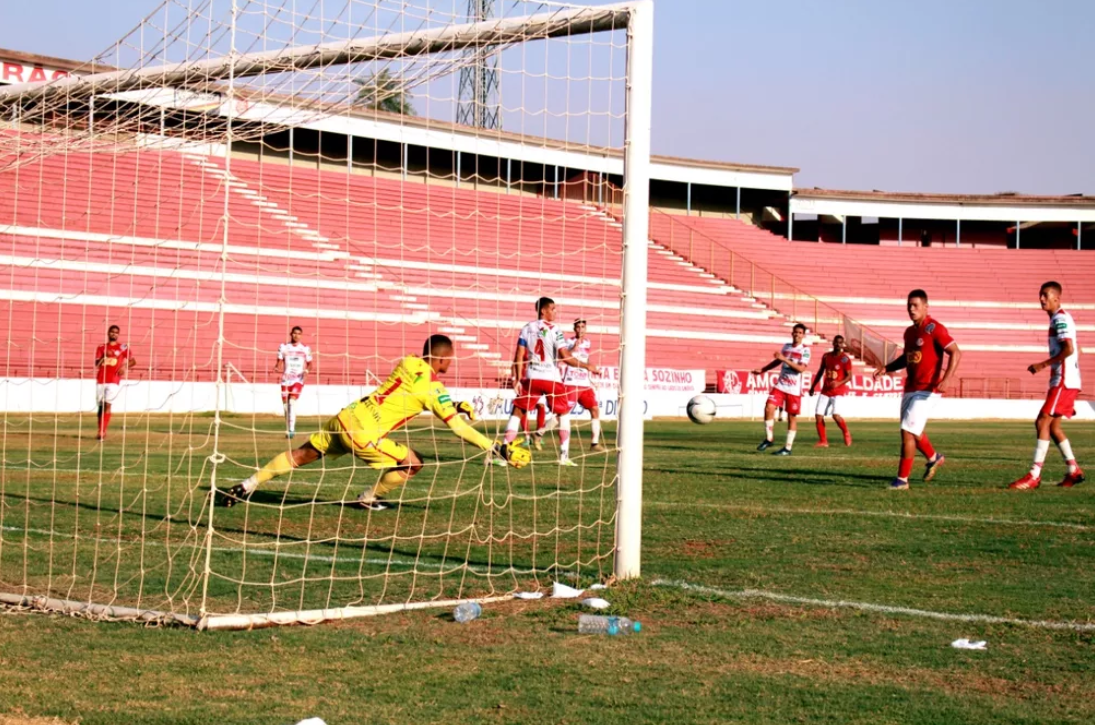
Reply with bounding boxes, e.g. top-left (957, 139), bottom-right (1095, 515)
top-left (2, 415), bottom-right (1094, 724)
